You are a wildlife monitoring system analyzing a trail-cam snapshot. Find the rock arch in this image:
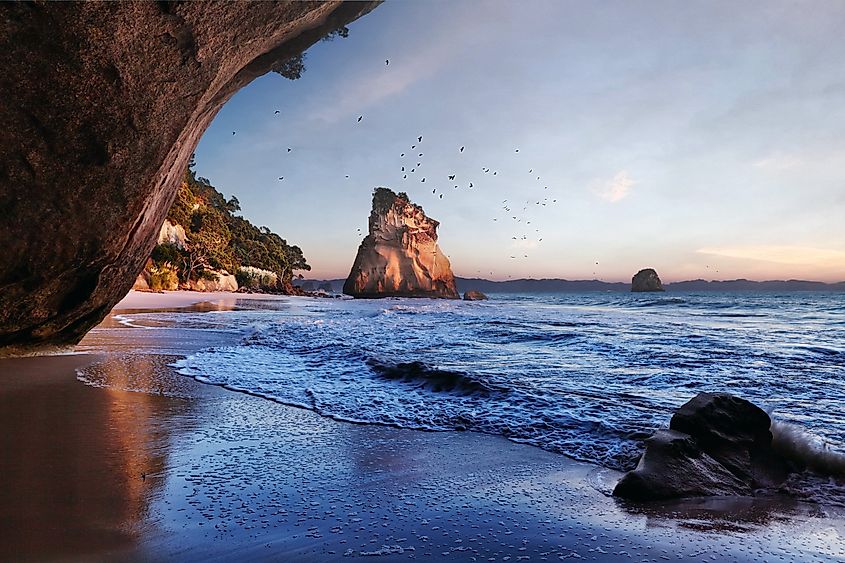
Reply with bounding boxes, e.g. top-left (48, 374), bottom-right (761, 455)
top-left (0, 1), bottom-right (378, 348)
